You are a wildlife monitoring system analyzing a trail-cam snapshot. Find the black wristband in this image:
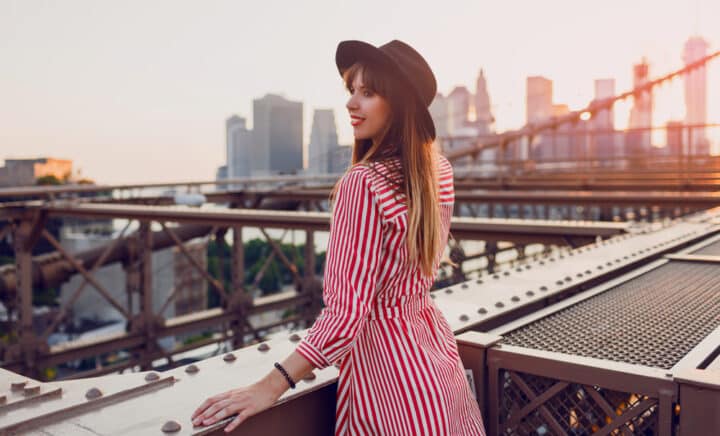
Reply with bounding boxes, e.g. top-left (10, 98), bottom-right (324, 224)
top-left (274, 362), bottom-right (296, 389)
